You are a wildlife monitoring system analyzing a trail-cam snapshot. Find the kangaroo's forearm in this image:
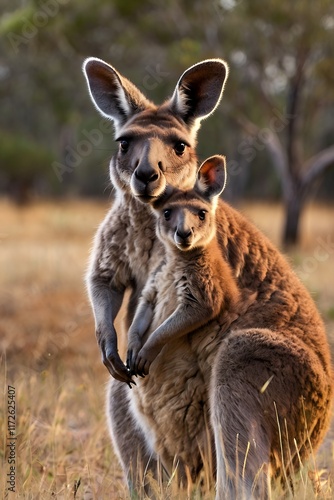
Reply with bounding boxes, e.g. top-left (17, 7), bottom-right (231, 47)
top-left (132, 303), bottom-right (214, 376)
top-left (88, 277), bottom-right (132, 383)
top-left (146, 304), bottom-right (211, 349)
top-left (89, 279), bottom-right (124, 336)
top-left (129, 302), bottom-right (154, 340)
